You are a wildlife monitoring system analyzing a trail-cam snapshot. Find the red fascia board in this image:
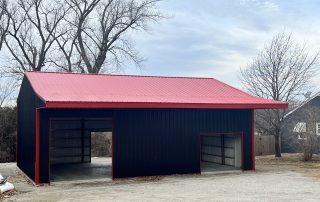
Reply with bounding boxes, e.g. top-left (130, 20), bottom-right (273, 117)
top-left (45, 101), bottom-right (288, 109)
